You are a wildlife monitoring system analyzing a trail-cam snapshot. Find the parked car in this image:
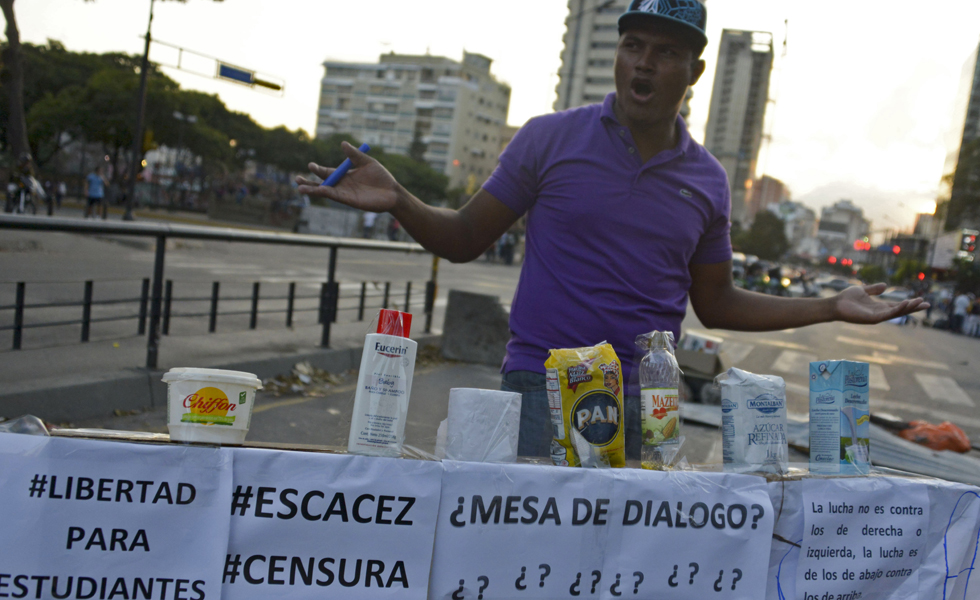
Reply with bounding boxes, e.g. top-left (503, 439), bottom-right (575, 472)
top-left (879, 287), bottom-right (912, 302)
